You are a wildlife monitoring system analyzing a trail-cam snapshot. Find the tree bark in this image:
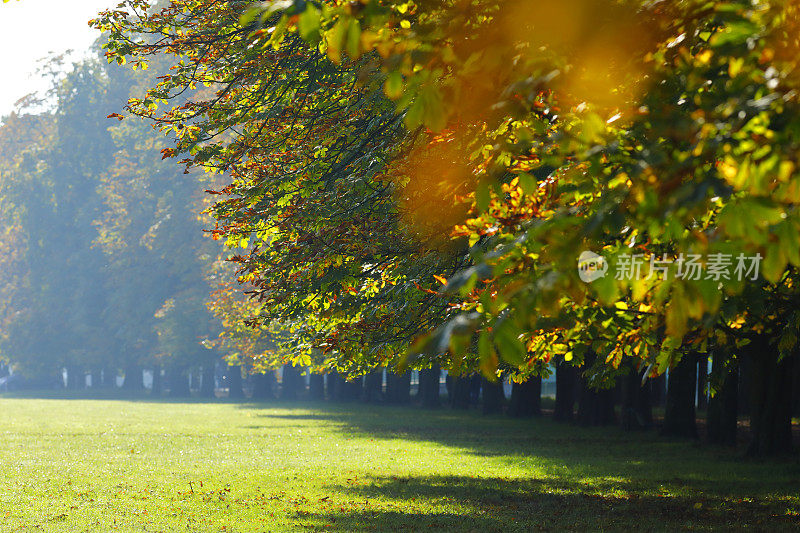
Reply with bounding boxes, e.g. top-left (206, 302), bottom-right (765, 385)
top-left (578, 385), bottom-right (617, 426)
top-left (198, 364), bottom-right (215, 398)
top-left (168, 366), bottom-right (190, 397)
top-left (620, 368), bottom-right (652, 430)
top-left (651, 373), bottom-right (667, 408)
top-left (662, 352), bottom-right (698, 439)
top-left (252, 370), bottom-right (276, 400)
top-left (386, 371), bottom-right (411, 404)
top-left (122, 364), bottom-right (143, 391)
top-left (738, 354), bottom-right (752, 416)
top-left (707, 356), bottom-right (738, 447)
top-left (309, 373), bottom-right (325, 401)
top-left (280, 364), bottom-right (304, 400)
top-left (338, 375), bottom-right (363, 401)
top-left (746, 336), bottom-right (793, 457)
top-left (450, 375), bottom-right (471, 410)
top-left (101, 367), bottom-right (116, 388)
top-left (151, 365), bottom-right (163, 396)
top-left (91, 369), bottom-right (102, 389)
top-left (508, 377), bottom-right (542, 417)
top-left (697, 354), bottom-right (709, 411)
top-left (792, 356), bottom-right (800, 419)
top-left (470, 374), bottom-right (482, 406)
top-left (227, 364), bottom-right (244, 399)
top-left (577, 350), bottom-right (616, 426)
top-left (363, 370), bottom-right (383, 403)
top-left (481, 376), bottom-right (505, 415)
top-left (553, 361), bottom-right (577, 422)
top-left (67, 366), bottom-right (82, 390)
top-left (419, 365), bottom-right (441, 408)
